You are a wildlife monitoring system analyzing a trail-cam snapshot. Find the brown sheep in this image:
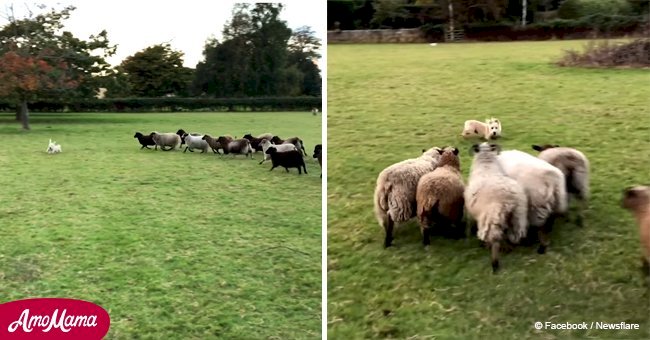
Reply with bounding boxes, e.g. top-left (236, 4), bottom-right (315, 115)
top-left (217, 136), bottom-right (253, 158)
top-left (373, 146), bottom-right (447, 248)
top-left (203, 134), bottom-right (233, 154)
top-left (271, 136), bottom-right (306, 156)
top-left (416, 147), bottom-right (465, 246)
top-left (532, 144), bottom-right (590, 226)
top-left (622, 185), bottom-right (650, 279)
